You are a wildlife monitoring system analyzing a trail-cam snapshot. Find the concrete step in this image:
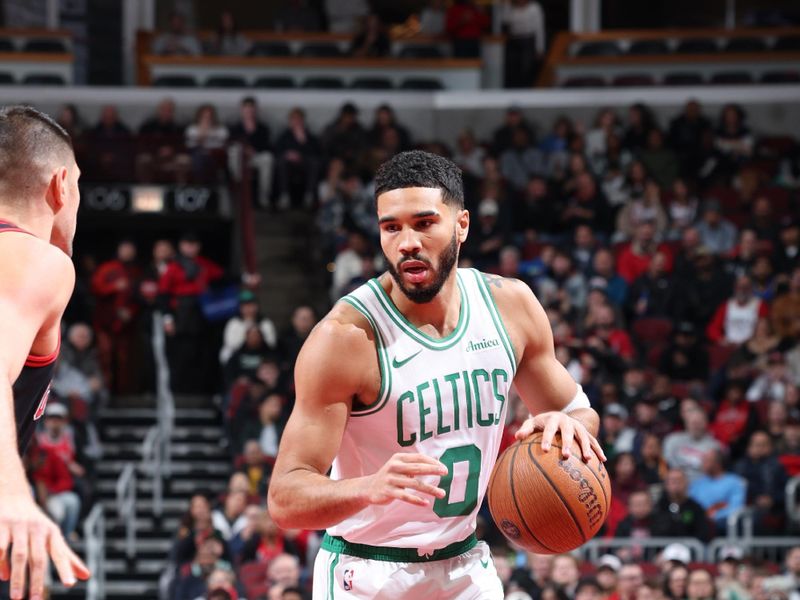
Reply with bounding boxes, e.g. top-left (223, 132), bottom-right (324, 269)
top-left (97, 460), bottom-right (231, 477)
top-left (51, 580), bottom-right (158, 600)
top-left (101, 424), bottom-right (224, 442)
top-left (97, 477), bottom-right (226, 498)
